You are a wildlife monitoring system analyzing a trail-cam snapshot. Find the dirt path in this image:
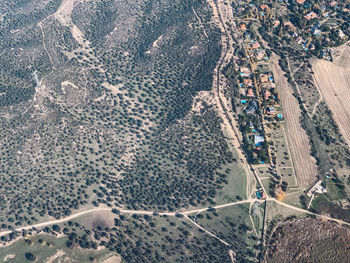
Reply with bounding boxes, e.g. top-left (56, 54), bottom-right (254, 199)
top-left (287, 58), bottom-right (313, 118)
top-left (0, 200), bottom-right (256, 238)
top-left (185, 215), bottom-right (231, 246)
top-left (192, 6), bottom-right (209, 39)
top-left (249, 202), bottom-right (258, 236)
top-left (229, 249), bottom-right (236, 263)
